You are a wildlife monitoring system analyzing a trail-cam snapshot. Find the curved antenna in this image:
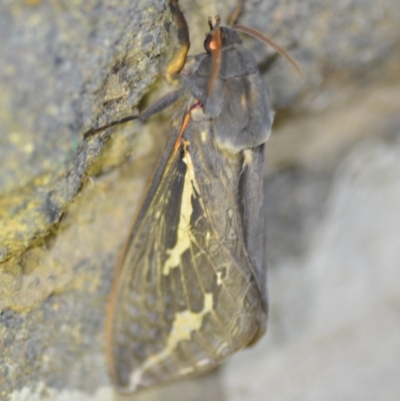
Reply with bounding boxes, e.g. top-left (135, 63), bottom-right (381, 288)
top-left (228, 0), bottom-right (245, 26)
top-left (208, 16), bottom-right (213, 30)
top-left (233, 24), bottom-right (304, 78)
